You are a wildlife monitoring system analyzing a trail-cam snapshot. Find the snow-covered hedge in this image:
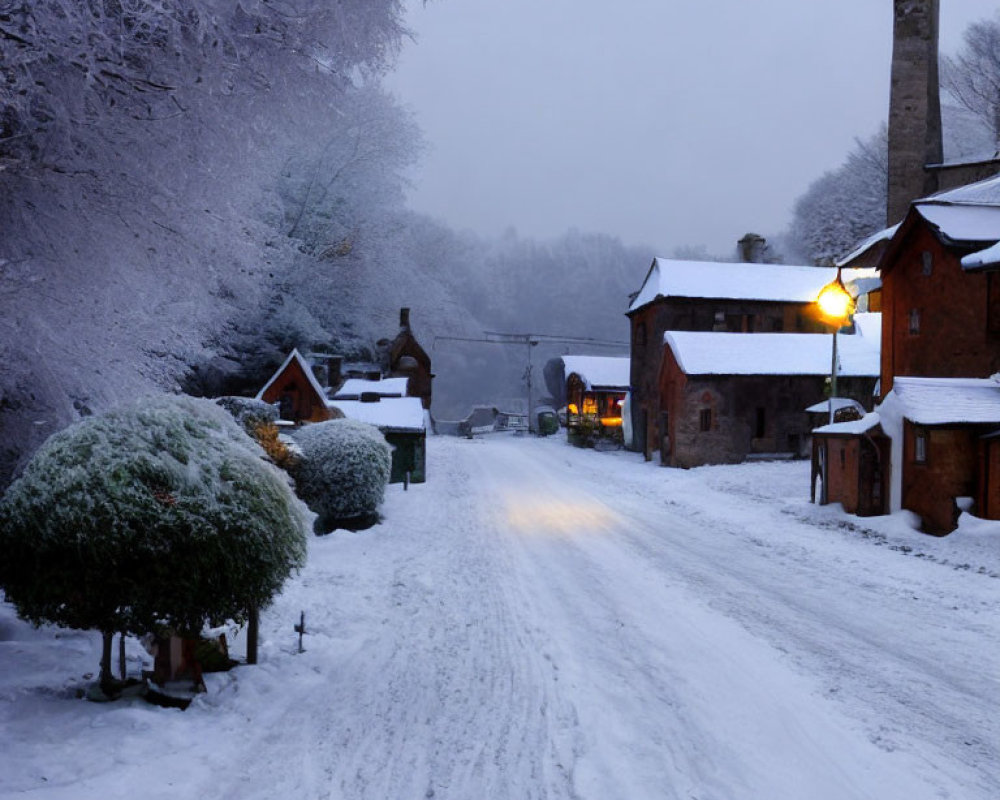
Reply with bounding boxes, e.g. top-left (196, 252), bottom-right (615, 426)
top-left (0, 394), bottom-right (309, 688)
top-left (291, 419), bottom-right (392, 532)
top-left (216, 396), bottom-right (278, 436)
